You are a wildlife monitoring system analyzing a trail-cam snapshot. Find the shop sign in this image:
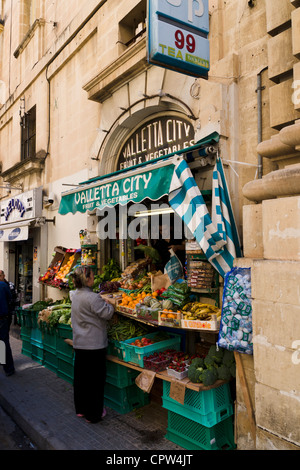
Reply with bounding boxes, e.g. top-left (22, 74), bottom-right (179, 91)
top-left (0, 187), bottom-right (43, 225)
top-left (148, 0), bottom-right (210, 78)
top-left (0, 225), bottom-right (29, 242)
top-left (117, 115), bottom-right (194, 170)
top-left (59, 163), bottom-right (176, 215)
